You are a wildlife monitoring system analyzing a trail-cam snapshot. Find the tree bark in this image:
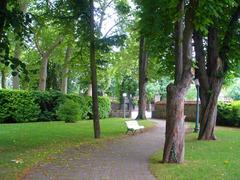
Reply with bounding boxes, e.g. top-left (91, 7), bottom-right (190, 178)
top-left (12, 42), bottom-right (21, 89)
top-left (163, 84), bottom-right (186, 163)
top-left (136, 37), bottom-right (148, 120)
top-left (87, 83), bottom-right (92, 96)
top-left (174, 0), bottom-right (184, 83)
top-left (162, 0), bottom-right (198, 163)
top-left (1, 69), bottom-right (6, 89)
top-left (90, 0), bottom-right (101, 139)
top-left (39, 54), bottom-right (48, 91)
top-left (193, 28), bottom-right (220, 140)
top-left (61, 44), bottom-right (72, 94)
